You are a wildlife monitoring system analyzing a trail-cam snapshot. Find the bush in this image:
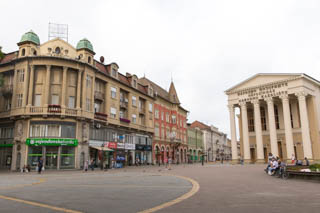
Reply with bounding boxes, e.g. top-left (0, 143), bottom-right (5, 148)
top-left (309, 164), bottom-right (320, 172)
